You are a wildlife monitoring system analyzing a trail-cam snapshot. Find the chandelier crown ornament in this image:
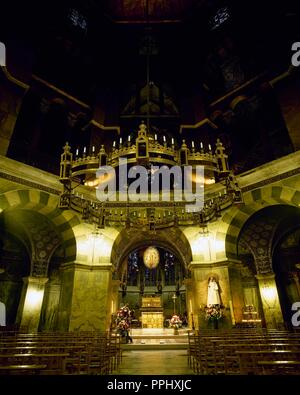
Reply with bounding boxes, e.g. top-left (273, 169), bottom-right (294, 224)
top-left (59, 142), bottom-right (73, 183)
top-left (57, 127), bottom-right (243, 226)
top-left (138, 121), bottom-right (147, 137)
